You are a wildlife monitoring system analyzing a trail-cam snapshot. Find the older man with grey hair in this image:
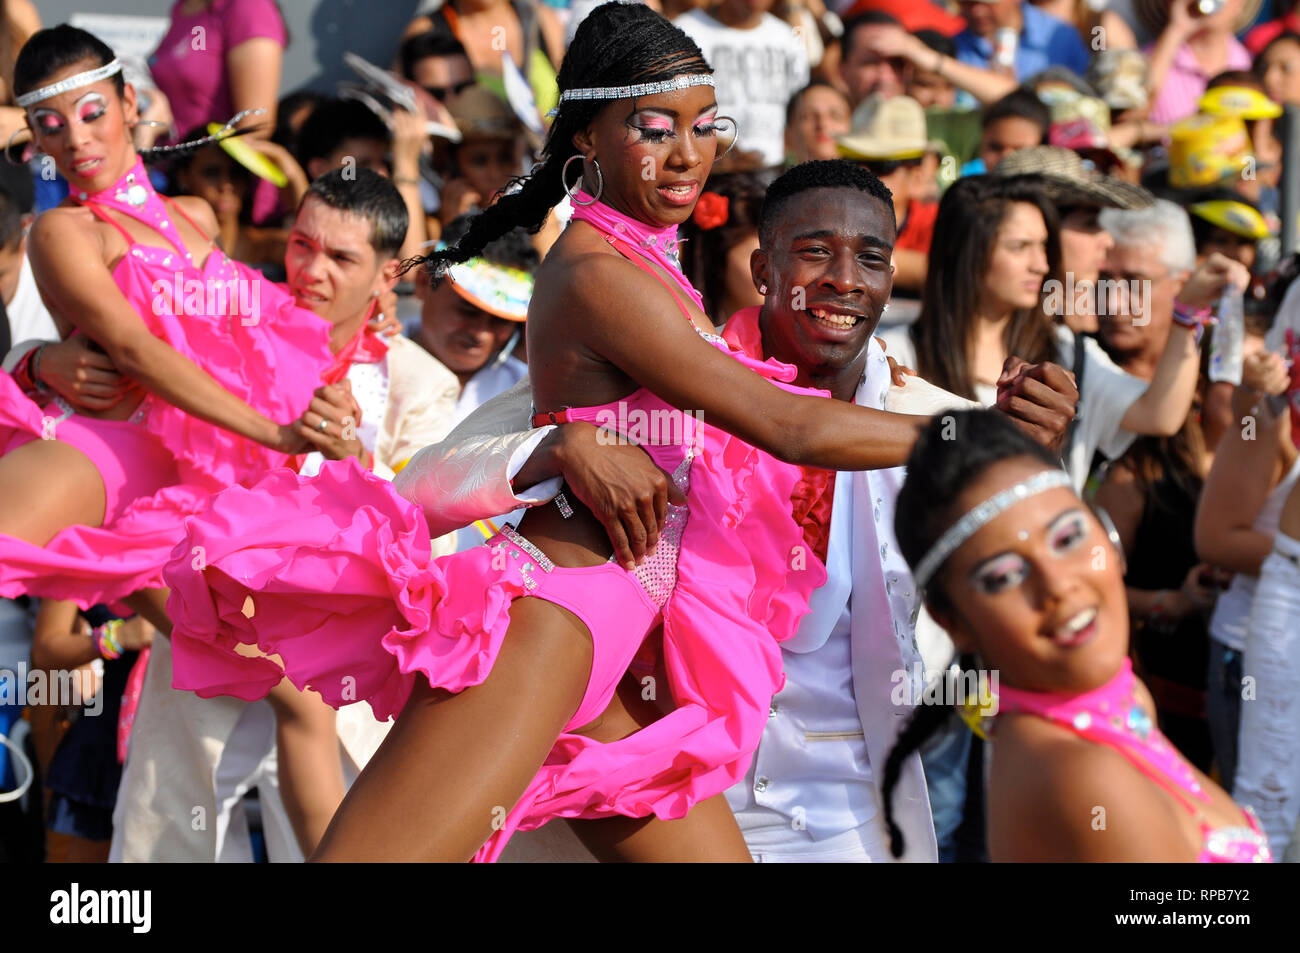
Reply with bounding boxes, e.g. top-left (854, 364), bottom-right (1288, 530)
top-left (1022, 197), bottom-right (1241, 491)
top-left (1089, 198), bottom-right (1248, 455)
